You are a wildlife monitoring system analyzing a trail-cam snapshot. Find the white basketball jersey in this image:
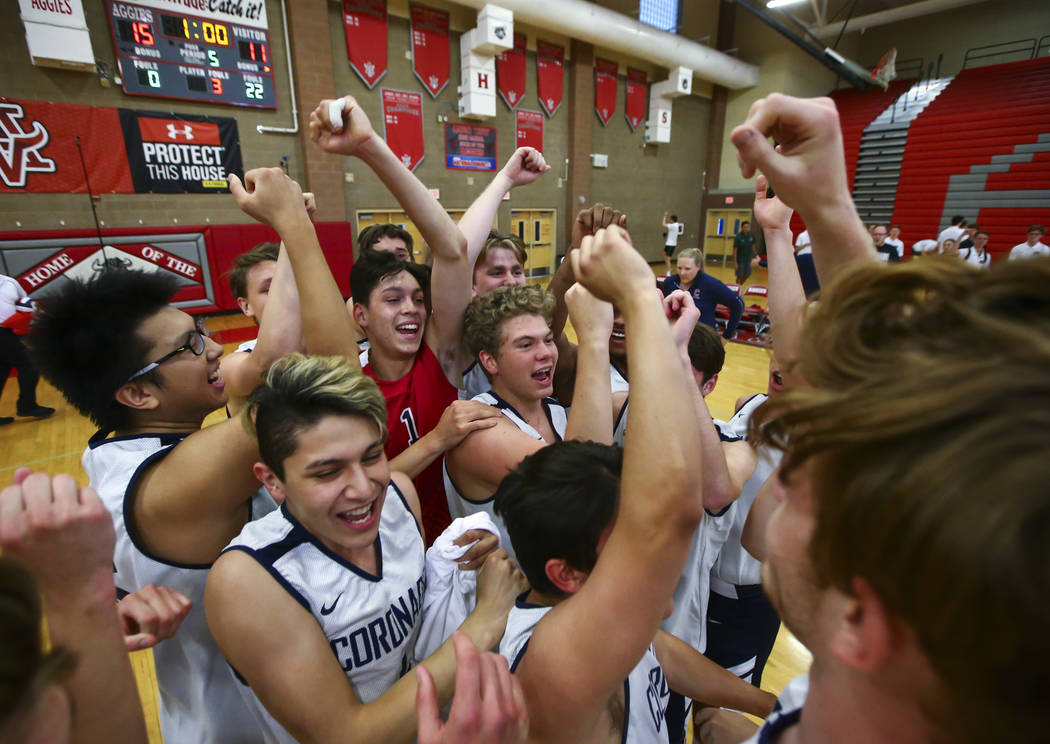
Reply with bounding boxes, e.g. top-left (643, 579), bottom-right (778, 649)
top-left (82, 432), bottom-right (275, 744)
top-left (235, 337), bottom-right (258, 353)
top-left (610, 362), bottom-right (630, 394)
top-left (742, 673), bottom-right (808, 743)
top-left (712, 395), bottom-right (782, 588)
top-left (445, 392), bottom-right (567, 560)
top-left (501, 595), bottom-right (673, 744)
top-left (223, 484), bottom-right (426, 744)
top-left (458, 361), bottom-right (493, 400)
